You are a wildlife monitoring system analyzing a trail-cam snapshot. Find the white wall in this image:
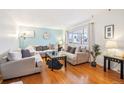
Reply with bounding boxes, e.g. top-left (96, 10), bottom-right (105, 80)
top-left (0, 11), bottom-right (19, 53)
top-left (93, 10), bottom-right (124, 72)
